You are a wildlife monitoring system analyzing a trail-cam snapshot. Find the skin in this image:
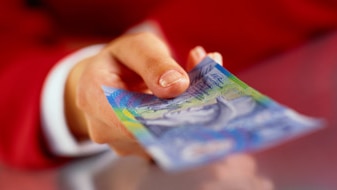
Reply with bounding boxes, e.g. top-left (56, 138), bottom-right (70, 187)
top-left (63, 32), bottom-right (274, 189)
top-left (64, 32), bottom-right (222, 157)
